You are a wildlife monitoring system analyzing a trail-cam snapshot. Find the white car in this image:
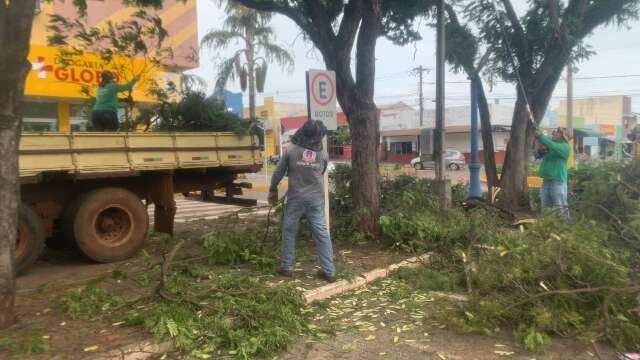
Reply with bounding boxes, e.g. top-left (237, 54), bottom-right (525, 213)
top-left (326, 162), bottom-right (336, 173)
top-left (411, 149), bottom-right (466, 171)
